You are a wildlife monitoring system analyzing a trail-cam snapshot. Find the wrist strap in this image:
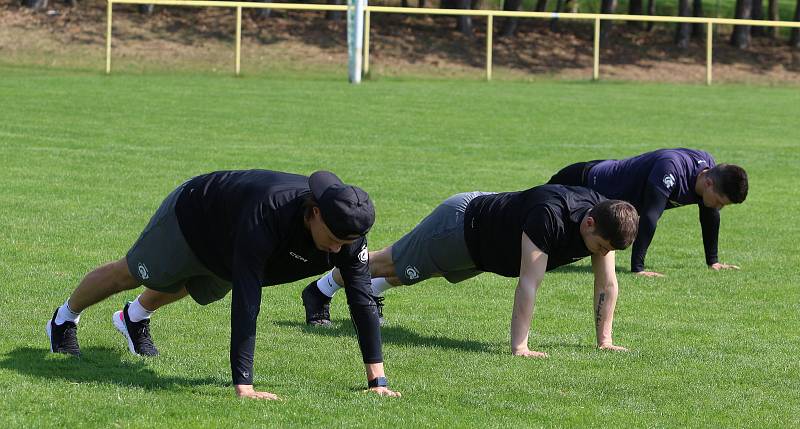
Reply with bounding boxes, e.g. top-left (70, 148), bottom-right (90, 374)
top-left (368, 376), bottom-right (388, 388)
